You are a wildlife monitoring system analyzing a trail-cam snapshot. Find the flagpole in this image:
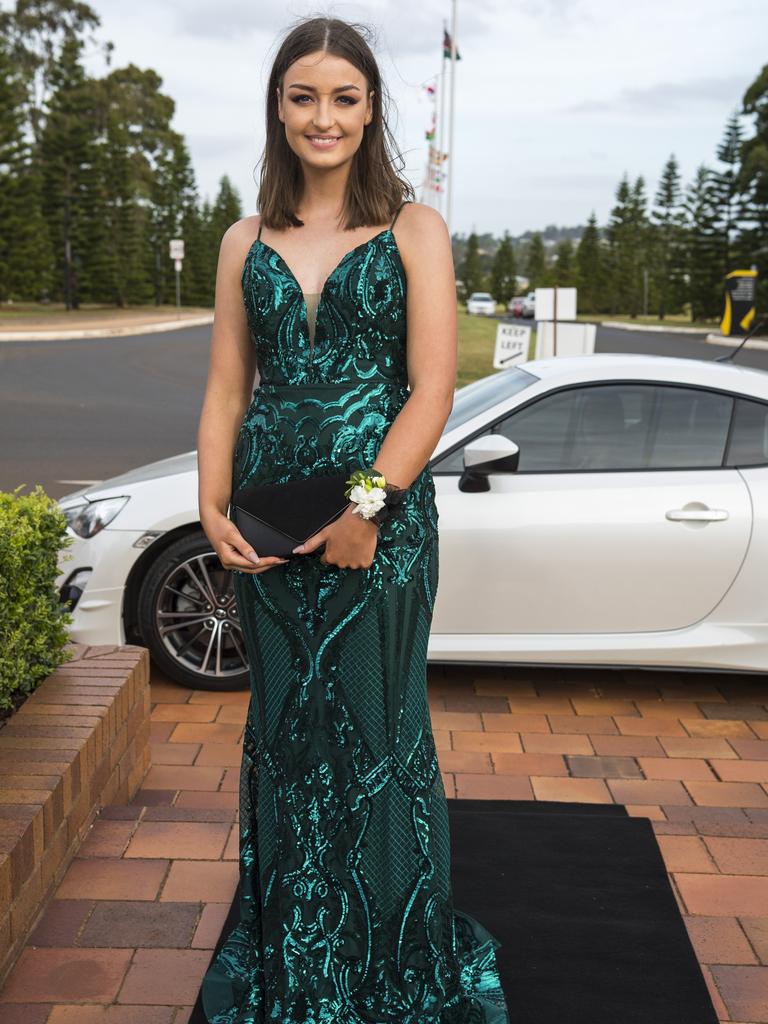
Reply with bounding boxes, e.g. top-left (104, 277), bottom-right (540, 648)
top-left (447, 0), bottom-right (458, 237)
top-left (438, 20), bottom-right (448, 216)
